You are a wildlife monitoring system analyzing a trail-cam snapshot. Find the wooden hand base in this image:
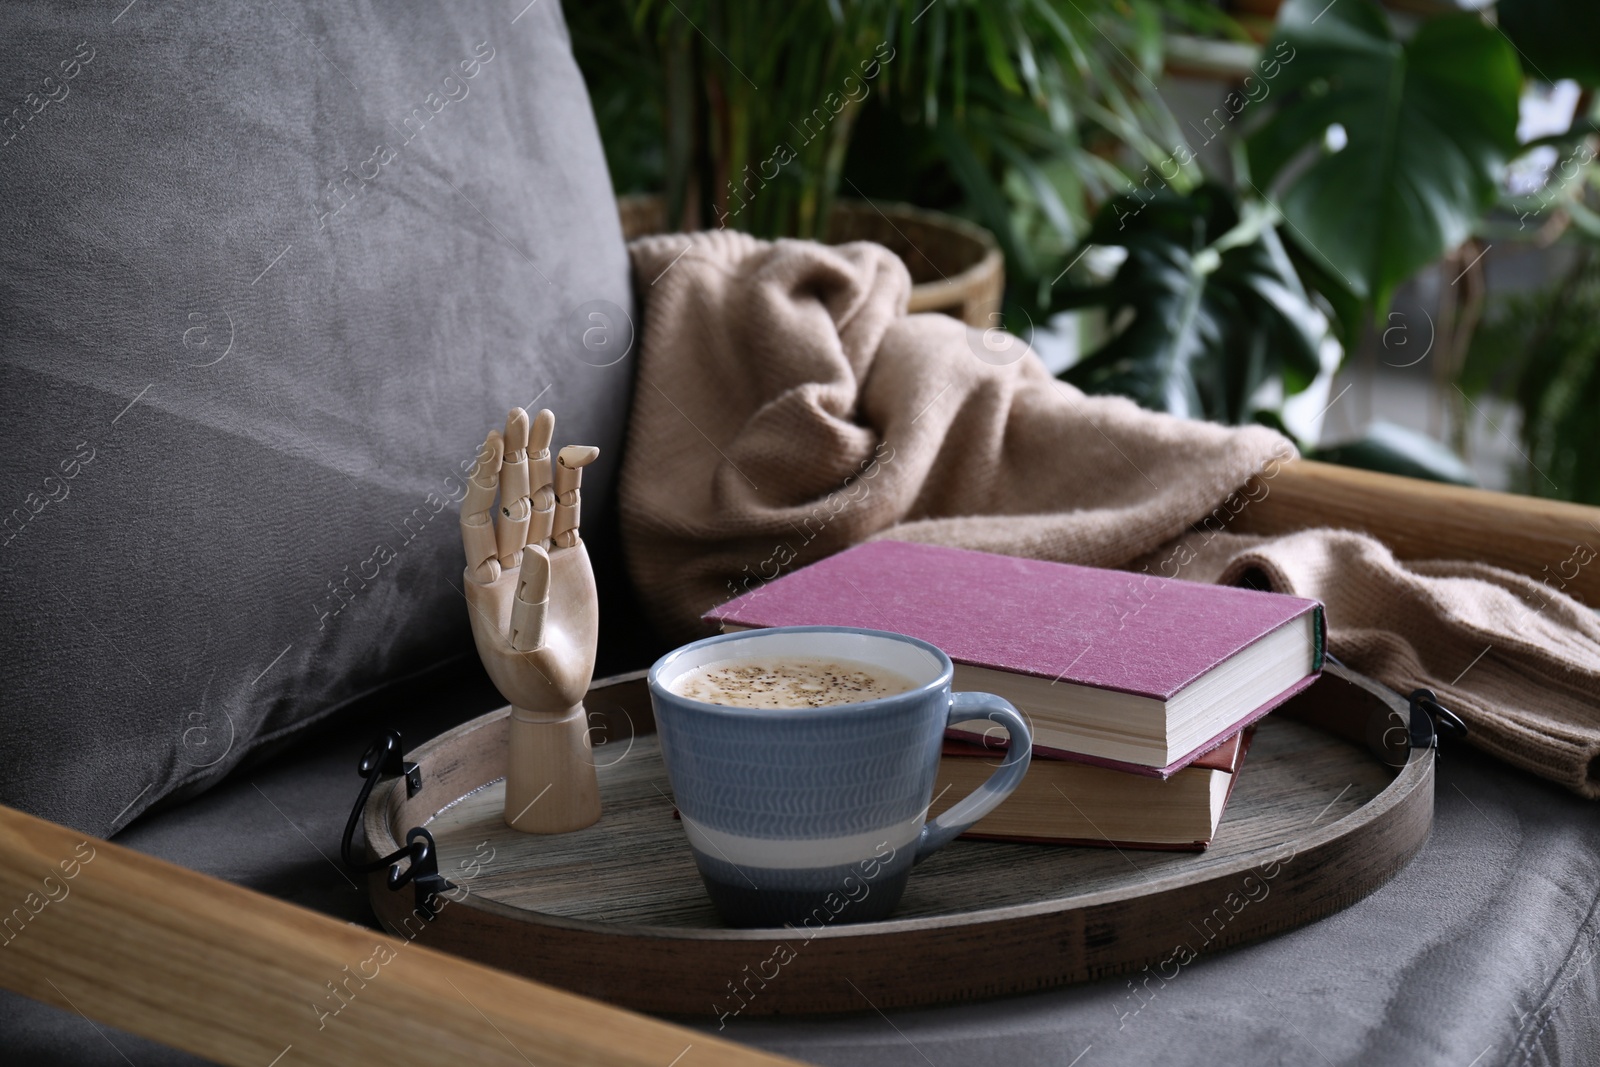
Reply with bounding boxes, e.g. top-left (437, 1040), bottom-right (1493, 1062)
top-left (504, 704), bottom-right (602, 833)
